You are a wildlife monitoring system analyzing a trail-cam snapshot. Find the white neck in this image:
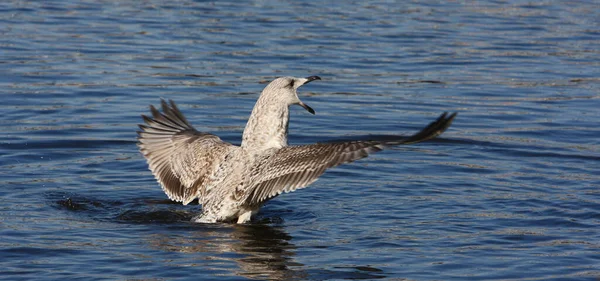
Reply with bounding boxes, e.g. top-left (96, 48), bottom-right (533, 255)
top-left (241, 98), bottom-right (290, 152)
